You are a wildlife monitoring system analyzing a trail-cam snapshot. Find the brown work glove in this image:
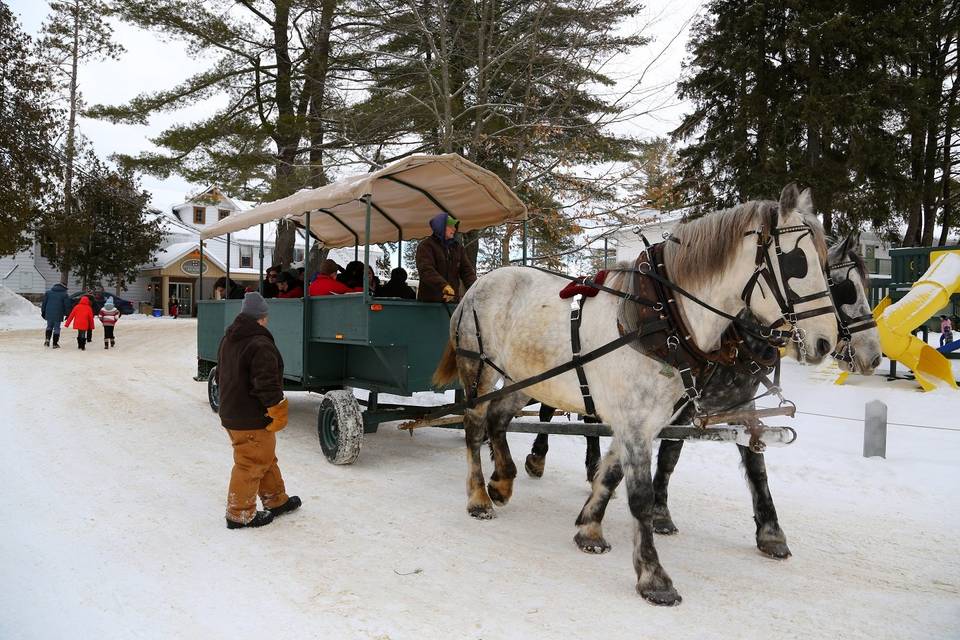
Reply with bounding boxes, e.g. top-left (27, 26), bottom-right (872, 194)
top-left (265, 398), bottom-right (289, 432)
top-left (441, 284), bottom-right (456, 302)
